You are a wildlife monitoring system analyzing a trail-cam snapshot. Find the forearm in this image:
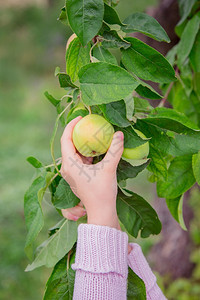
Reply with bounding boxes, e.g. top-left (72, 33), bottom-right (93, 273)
top-left (128, 243), bottom-right (167, 300)
top-left (72, 224), bottom-right (128, 300)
